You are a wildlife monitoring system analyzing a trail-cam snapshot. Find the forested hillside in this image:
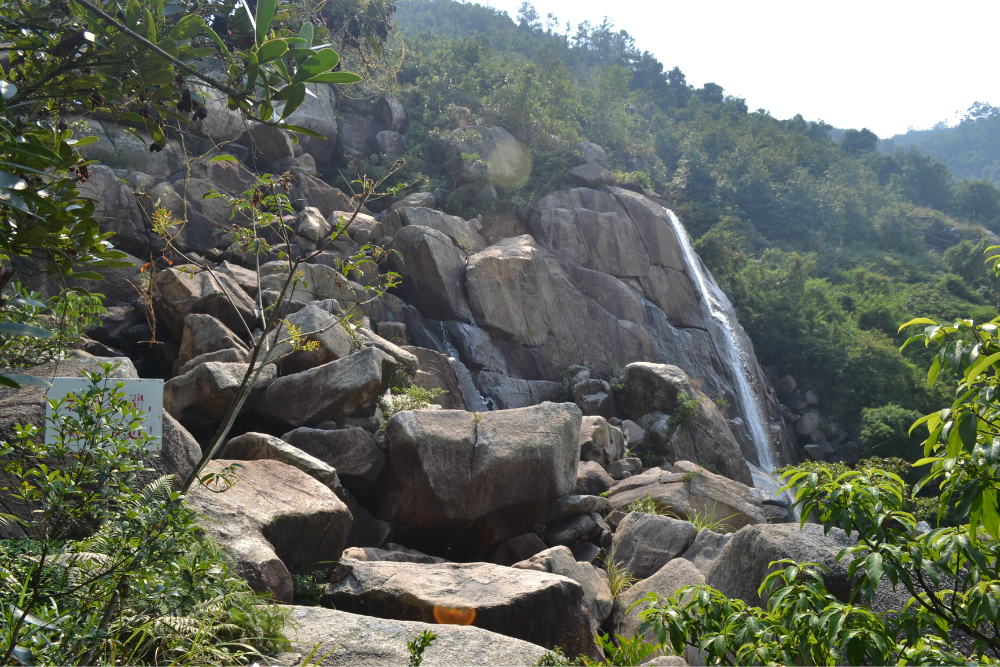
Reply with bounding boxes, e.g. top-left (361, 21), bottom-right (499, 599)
top-left (885, 103), bottom-right (1000, 186)
top-left (373, 0), bottom-right (1000, 445)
